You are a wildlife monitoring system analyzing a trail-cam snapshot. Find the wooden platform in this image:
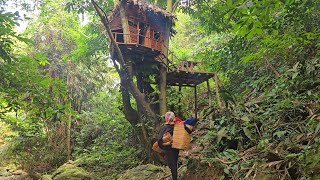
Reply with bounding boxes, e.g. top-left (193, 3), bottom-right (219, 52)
top-left (111, 42), bottom-right (214, 87)
top-left (117, 43), bottom-right (163, 63)
top-left (167, 70), bottom-right (214, 87)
